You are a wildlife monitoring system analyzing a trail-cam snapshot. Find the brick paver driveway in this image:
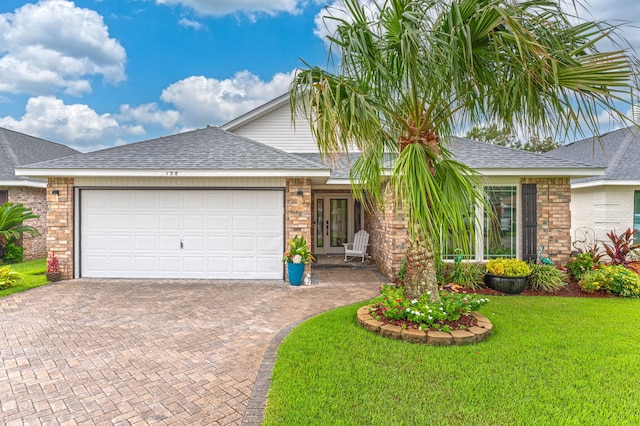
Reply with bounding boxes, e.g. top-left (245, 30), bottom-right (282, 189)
top-left (0, 268), bottom-right (380, 425)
